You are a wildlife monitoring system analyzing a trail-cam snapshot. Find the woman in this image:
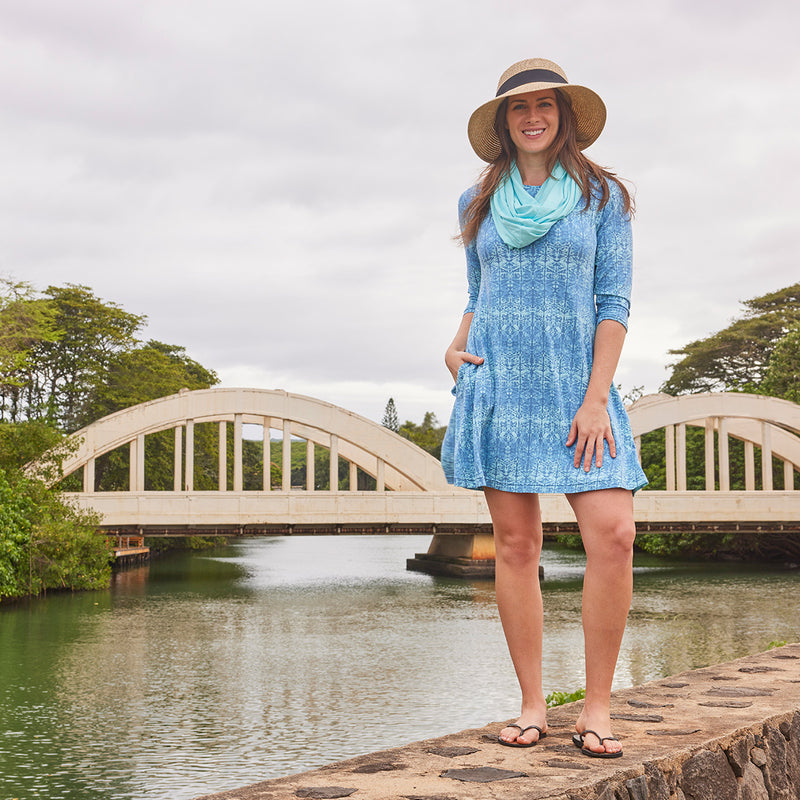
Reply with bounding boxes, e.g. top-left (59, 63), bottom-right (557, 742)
top-left (441, 58), bottom-right (647, 759)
